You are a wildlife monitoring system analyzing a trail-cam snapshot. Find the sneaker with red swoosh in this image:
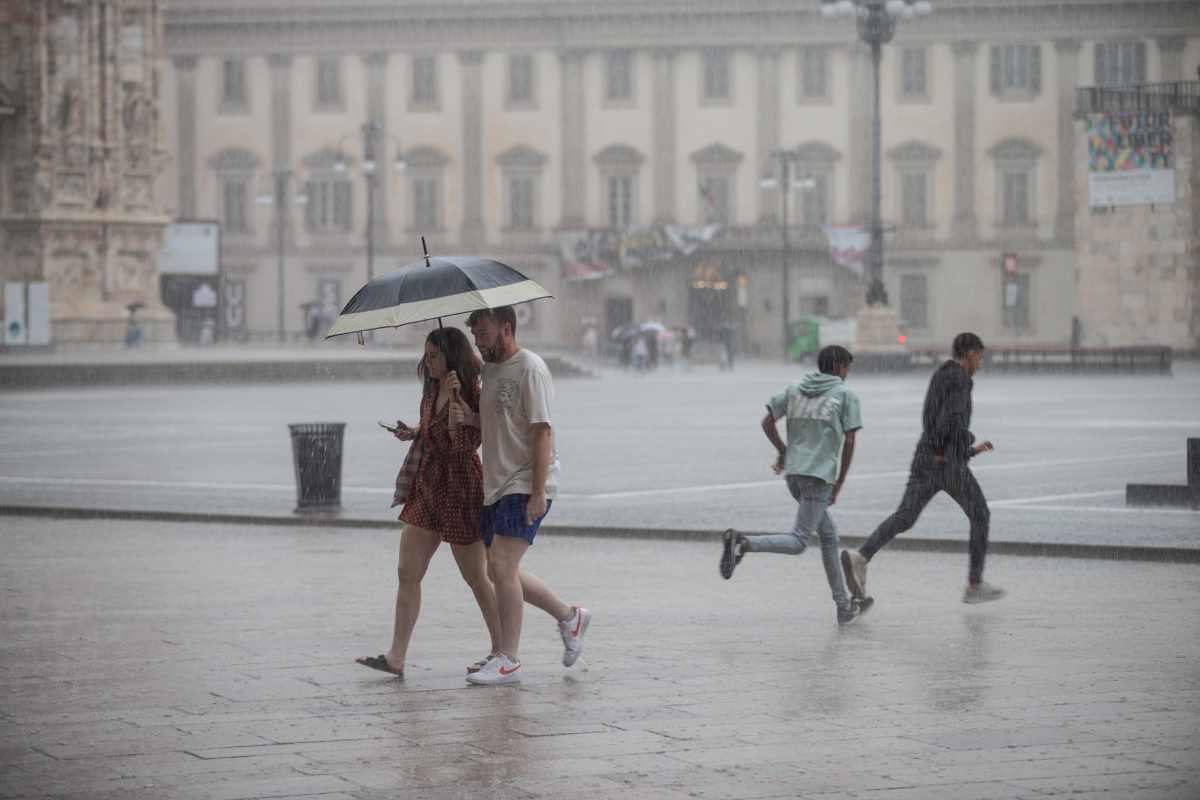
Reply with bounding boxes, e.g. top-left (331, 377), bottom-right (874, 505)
top-left (466, 653), bottom-right (521, 685)
top-left (559, 606), bottom-right (591, 667)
